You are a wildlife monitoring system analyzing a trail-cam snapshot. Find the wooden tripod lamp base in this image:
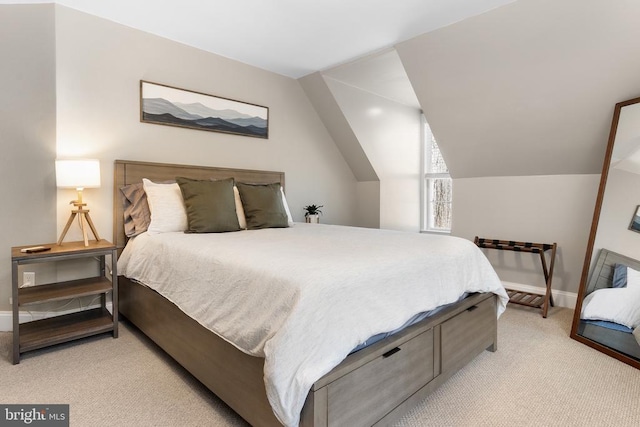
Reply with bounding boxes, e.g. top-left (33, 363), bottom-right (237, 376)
top-left (58, 201), bottom-right (101, 247)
